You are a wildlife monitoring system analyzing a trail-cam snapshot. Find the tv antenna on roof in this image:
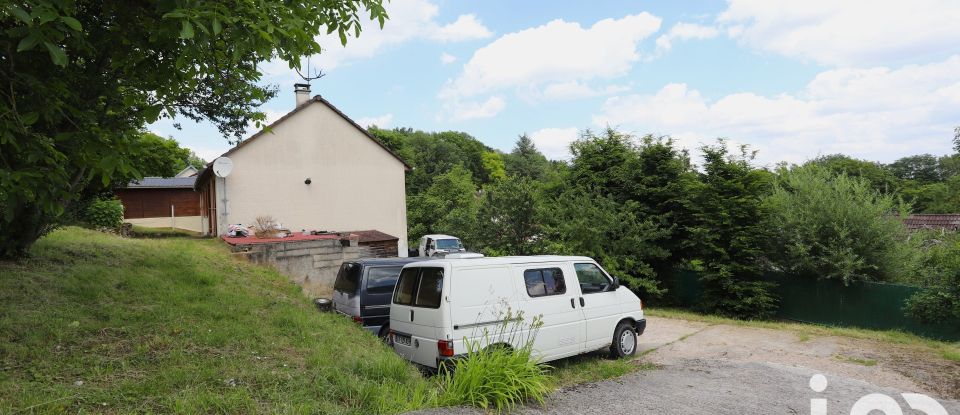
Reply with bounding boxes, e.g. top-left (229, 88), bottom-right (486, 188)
top-left (295, 58), bottom-right (325, 85)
